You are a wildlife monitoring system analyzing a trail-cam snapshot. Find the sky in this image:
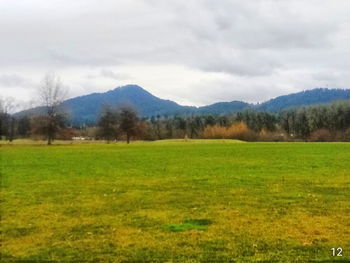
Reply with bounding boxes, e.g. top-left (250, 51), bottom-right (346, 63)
top-left (1, 0), bottom-right (349, 108)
